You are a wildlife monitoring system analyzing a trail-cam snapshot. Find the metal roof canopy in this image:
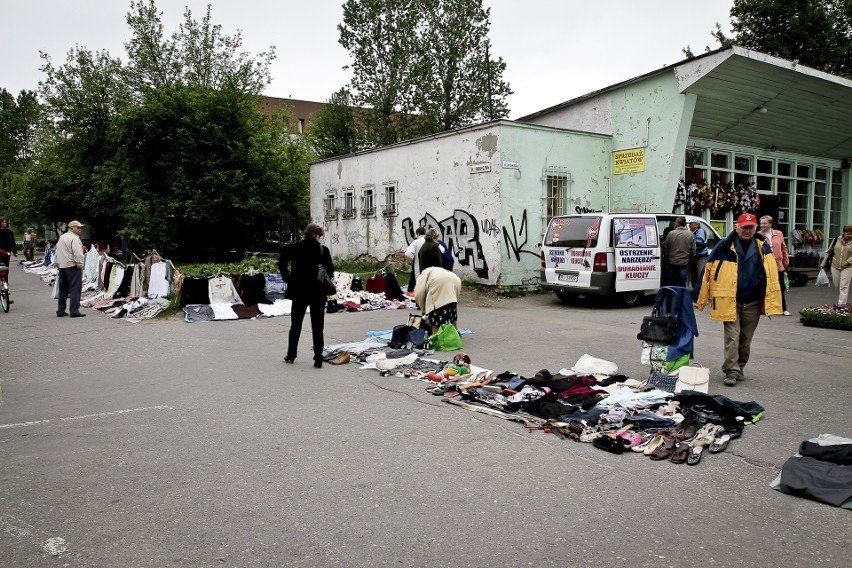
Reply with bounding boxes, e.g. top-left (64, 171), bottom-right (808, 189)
top-left (677, 47), bottom-right (852, 162)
